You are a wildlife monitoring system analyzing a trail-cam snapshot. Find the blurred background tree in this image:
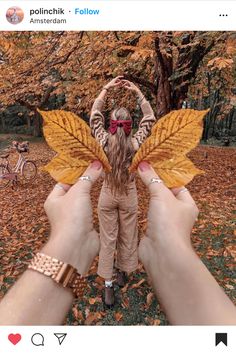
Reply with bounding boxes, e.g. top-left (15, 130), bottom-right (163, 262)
top-left (0, 31), bottom-right (235, 143)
